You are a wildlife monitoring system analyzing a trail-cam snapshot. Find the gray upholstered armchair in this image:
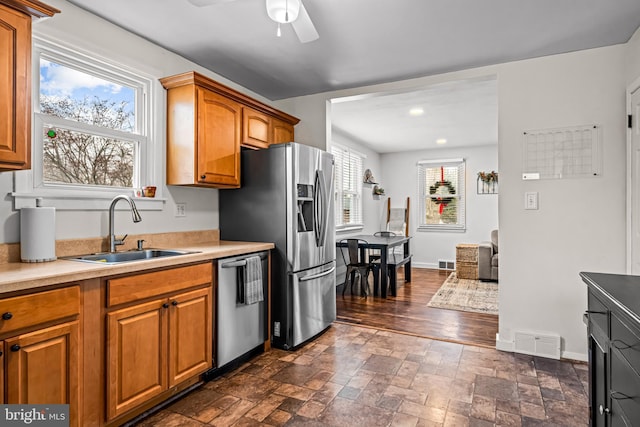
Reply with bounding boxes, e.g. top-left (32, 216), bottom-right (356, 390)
top-left (478, 229), bottom-right (498, 281)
